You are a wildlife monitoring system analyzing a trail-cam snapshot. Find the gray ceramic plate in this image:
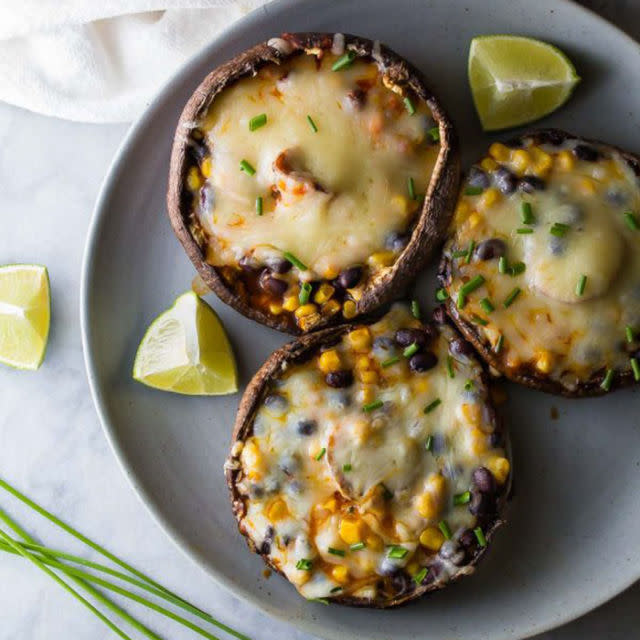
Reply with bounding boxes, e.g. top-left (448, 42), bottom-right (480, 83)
top-left (81, 1), bottom-right (640, 638)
